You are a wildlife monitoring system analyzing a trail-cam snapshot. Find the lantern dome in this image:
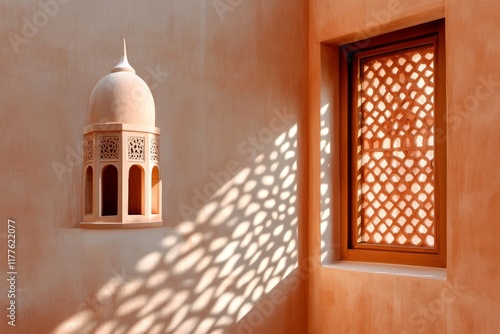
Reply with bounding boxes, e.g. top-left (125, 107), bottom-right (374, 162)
top-left (87, 40), bottom-right (155, 126)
